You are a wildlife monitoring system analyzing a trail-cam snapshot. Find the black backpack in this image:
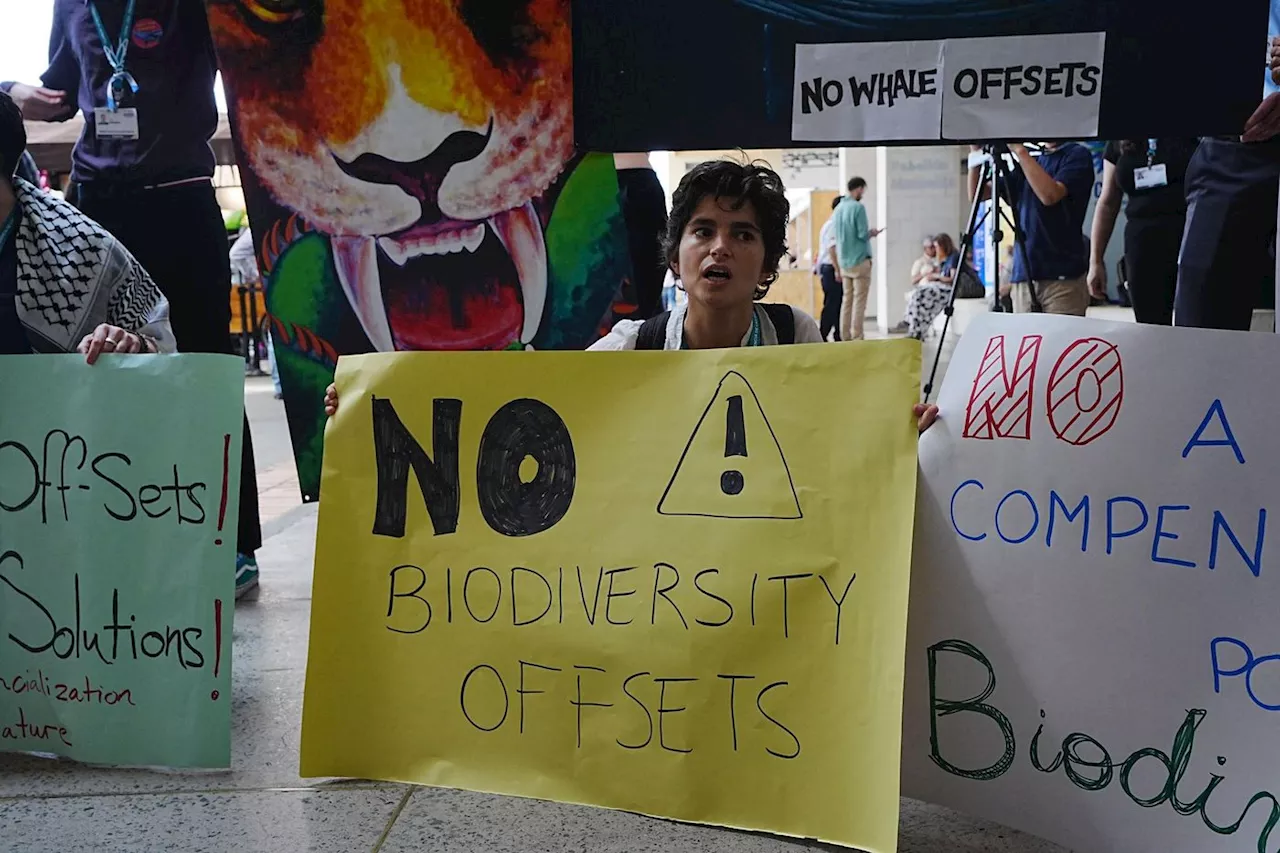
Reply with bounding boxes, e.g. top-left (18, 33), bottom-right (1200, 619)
top-left (635, 304), bottom-right (795, 350)
top-left (952, 263), bottom-right (985, 299)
